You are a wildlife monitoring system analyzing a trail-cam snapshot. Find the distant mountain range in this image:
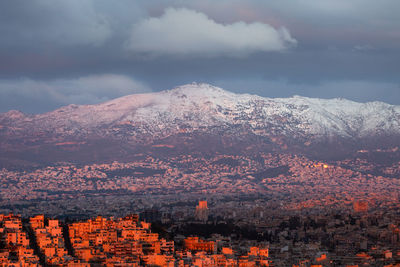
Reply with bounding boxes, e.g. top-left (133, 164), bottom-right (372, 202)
top-left (1, 83), bottom-right (399, 168)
